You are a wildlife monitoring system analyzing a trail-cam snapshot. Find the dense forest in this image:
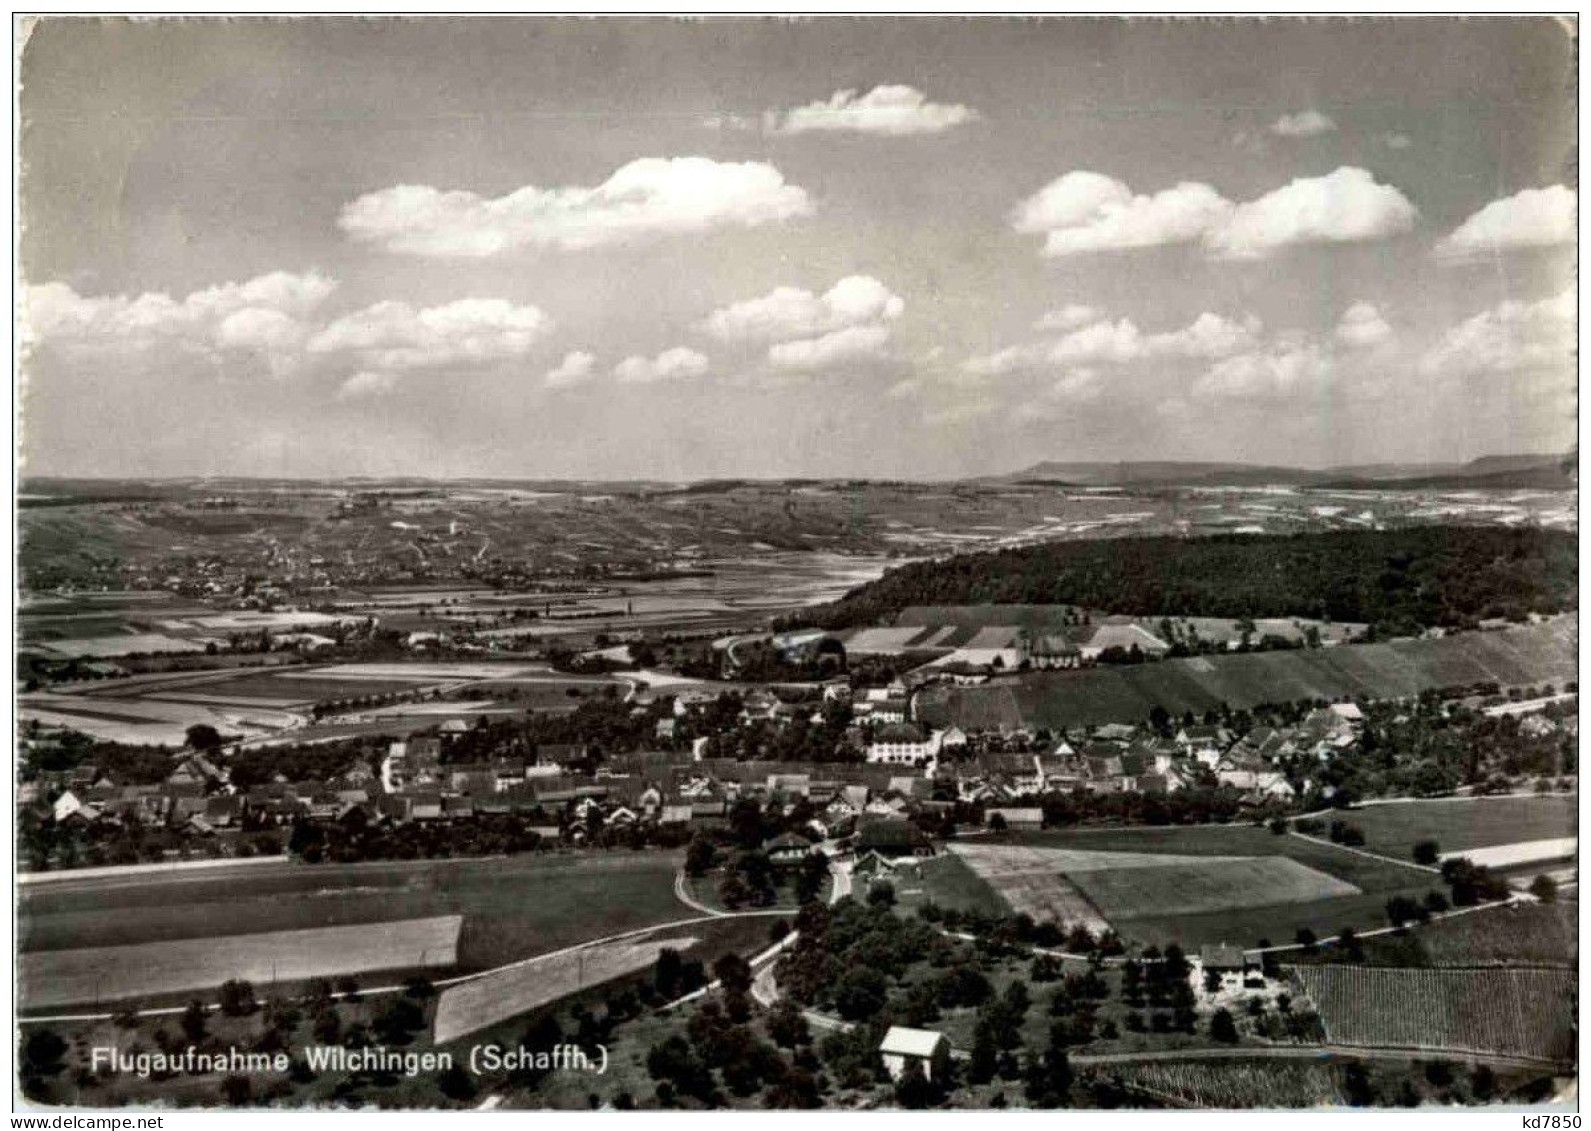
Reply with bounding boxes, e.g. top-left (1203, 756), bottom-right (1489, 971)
top-left (797, 527), bottom-right (1576, 637)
